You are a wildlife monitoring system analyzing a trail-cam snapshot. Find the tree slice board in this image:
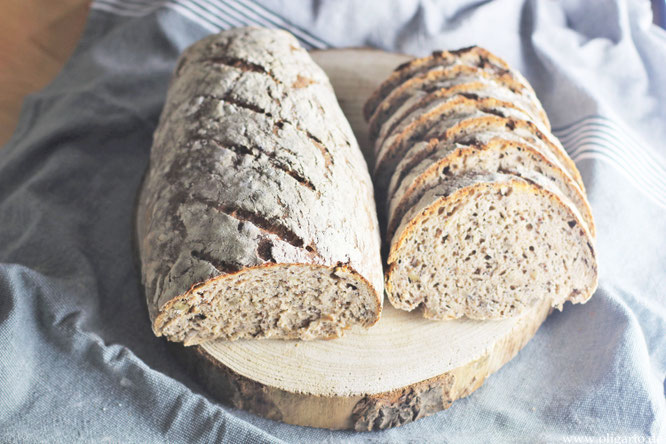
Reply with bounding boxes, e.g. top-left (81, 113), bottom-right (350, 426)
top-left (178, 48), bottom-right (553, 431)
